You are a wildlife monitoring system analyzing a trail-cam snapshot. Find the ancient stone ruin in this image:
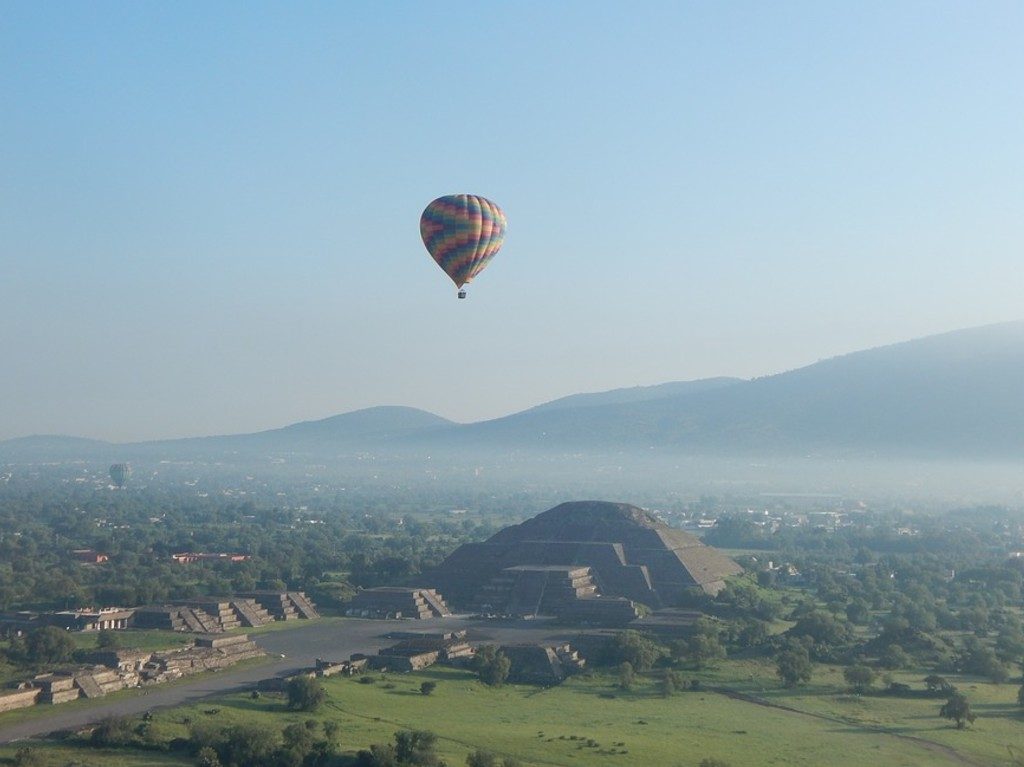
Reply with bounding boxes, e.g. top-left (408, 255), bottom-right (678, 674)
top-left (430, 501), bottom-right (742, 615)
top-left (0, 634), bottom-right (262, 713)
top-left (345, 587), bottom-right (452, 619)
top-left (499, 643), bottom-right (586, 685)
top-left (1, 592), bottom-right (318, 638)
top-left (239, 591), bottom-right (320, 621)
top-left (353, 630), bottom-right (474, 672)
